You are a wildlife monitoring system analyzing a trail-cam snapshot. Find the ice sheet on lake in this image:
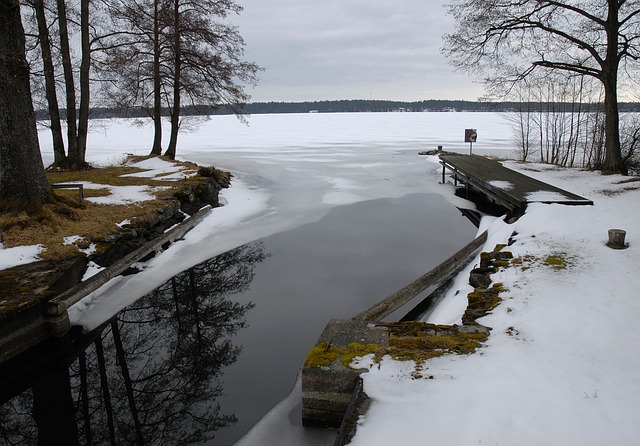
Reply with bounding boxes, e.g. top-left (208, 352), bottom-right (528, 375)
top-left (40, 112), bottom-right (514, 329)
